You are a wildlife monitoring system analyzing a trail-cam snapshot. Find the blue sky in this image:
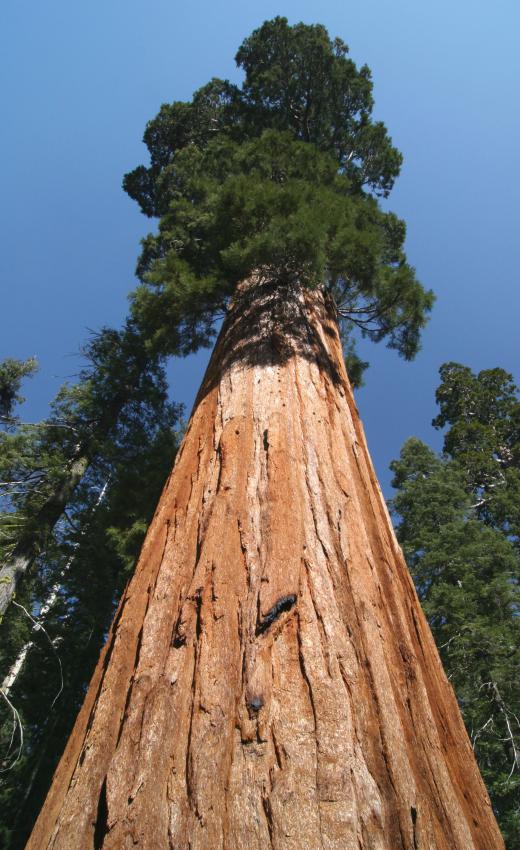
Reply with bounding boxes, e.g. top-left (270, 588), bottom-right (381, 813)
top-left (1, 0), bottom-right (519, 493)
